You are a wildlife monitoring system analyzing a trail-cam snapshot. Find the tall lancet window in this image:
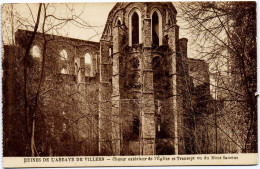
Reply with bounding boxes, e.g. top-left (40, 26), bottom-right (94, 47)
top-left (151, 10), bottom-right (162, 46)
top-left (132, 12), bottom-right (139, 45)
top-left (117, 20), bottom-right (121, 26)
top-left (31, 45), bottom-right (41, 58)
top-left (85, 53), bottom-right (92, 76)
top-left (152, 12), bottom-right (159, 46)
top-left (60, 49), bottom-right (68, 60)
